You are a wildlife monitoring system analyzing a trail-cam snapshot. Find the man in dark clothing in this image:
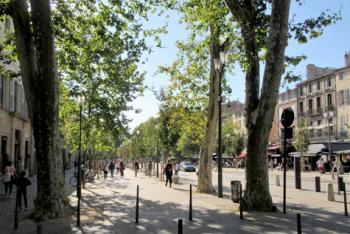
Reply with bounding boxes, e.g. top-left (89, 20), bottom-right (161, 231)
top-left (164, 160), bottom-right (173, 187)
top-left (16, 171), bottom-right (31, 210)
top-left (74, 160), bottom-right (78, 172)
